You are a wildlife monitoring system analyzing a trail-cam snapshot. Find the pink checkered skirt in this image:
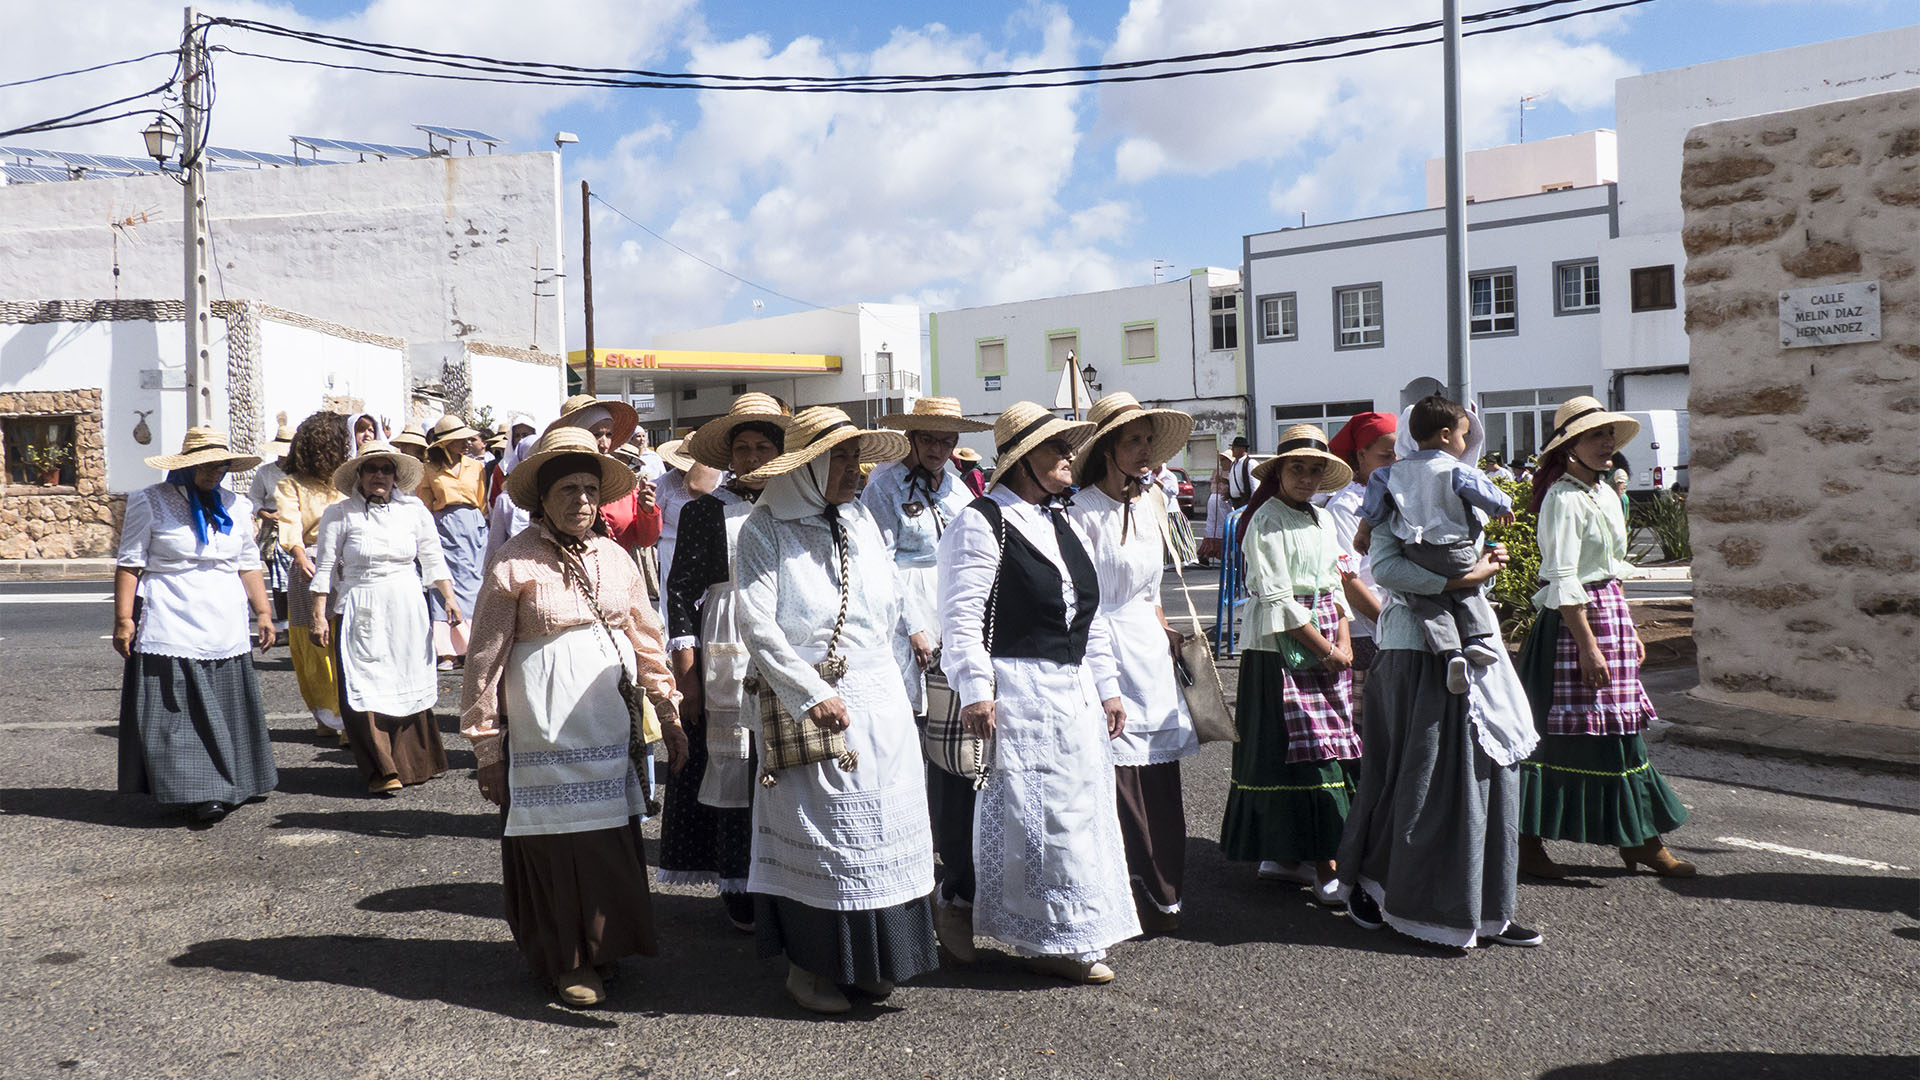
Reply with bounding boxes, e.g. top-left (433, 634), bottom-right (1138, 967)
top-left (1281, 591), bottom-right (1360, 763)
top-left (1546, 578), bottom-right (1657, 736)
